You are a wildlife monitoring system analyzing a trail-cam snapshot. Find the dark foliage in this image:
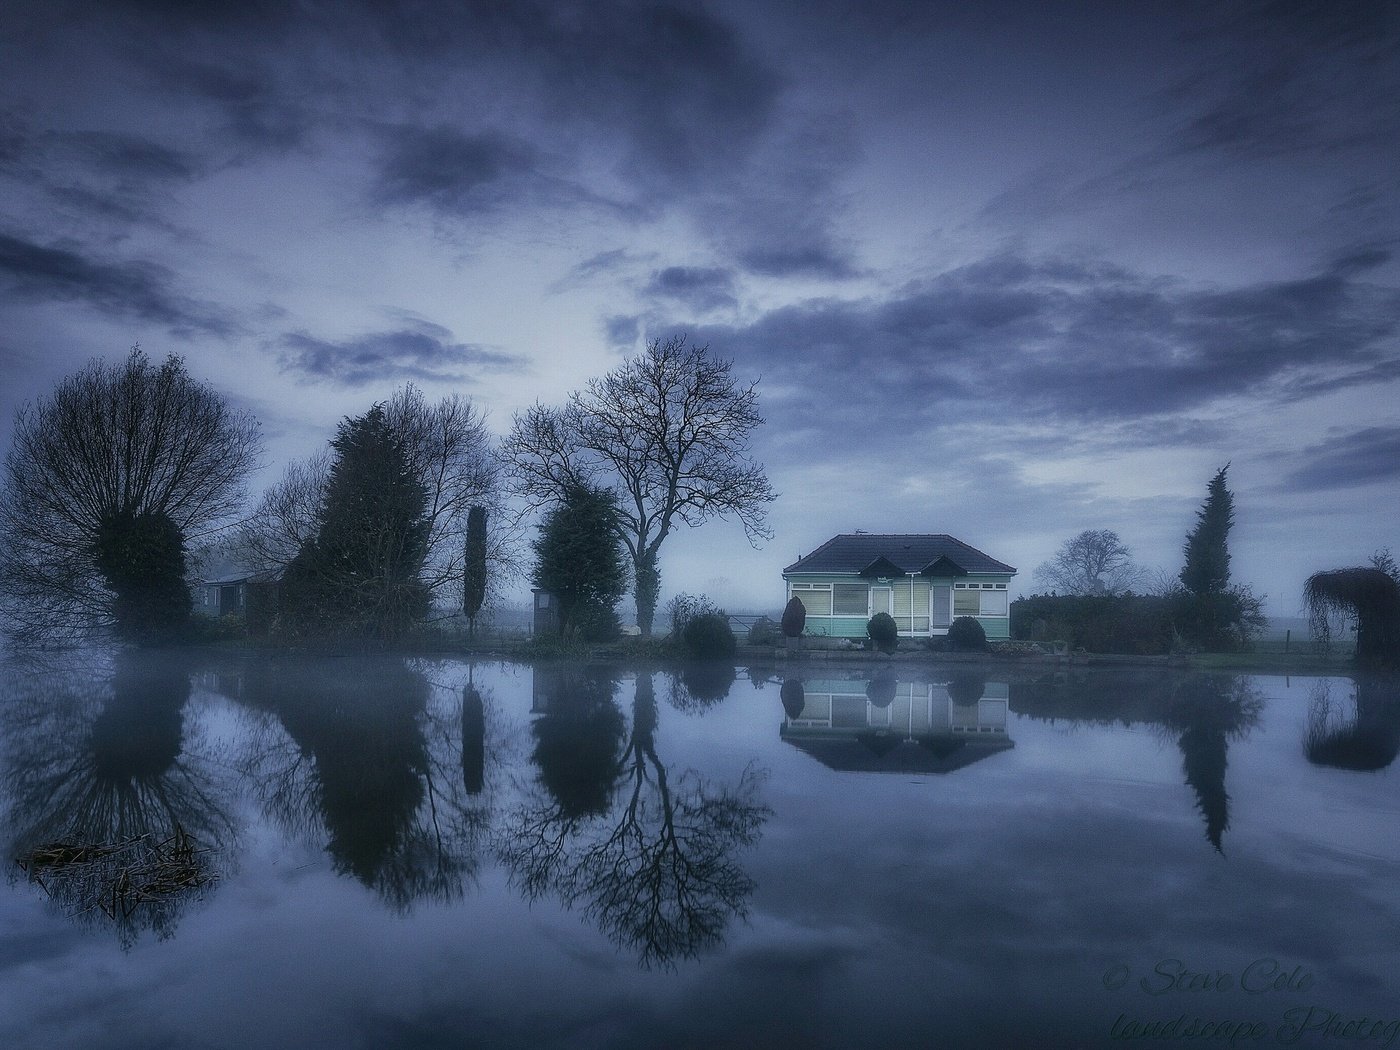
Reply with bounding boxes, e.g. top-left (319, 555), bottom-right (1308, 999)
top-left (672, 662), bottom-right (737, 711)
top-left (780, 596), bottom-right (806, 638)
top-left (866, 611), bottom-right (898, 653)
top-left (1304, 679), bottom-right (1400, 771)
top-left (1012, 589), bottom-right (1263, 655)
top-left (93, 510), bottom-right (192, 644)
top-left (281, 405), bottom-right (432, 641)
top-left (947, 616), bottom-right (988, 652)
top-left (680, 611), bottom-right (737, 660)
top-left (1180, 464), bottom-right (1234, 596)
top-left (531, 483), bottom-right (627, 641)
top-left (575, 600), bottom-right (623, 643)
top-left (462, 505), bottom-right (487, 637)
top-left (1304, 567), bottom-right (1400, 670)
